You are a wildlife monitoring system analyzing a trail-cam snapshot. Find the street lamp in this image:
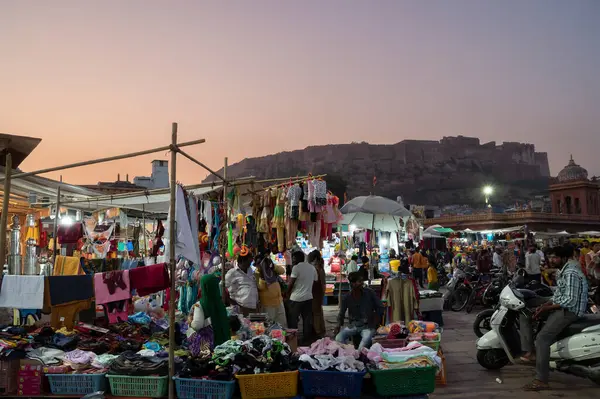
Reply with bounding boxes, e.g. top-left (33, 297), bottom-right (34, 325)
top-left (483, 186), bottom-right (493, 208)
